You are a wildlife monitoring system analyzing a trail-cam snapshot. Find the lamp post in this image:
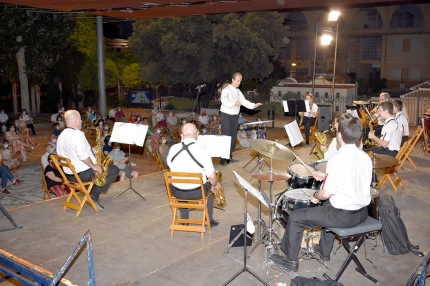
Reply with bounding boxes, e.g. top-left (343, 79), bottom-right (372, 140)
top-left (291, 62), bottom-right (297, 78)
top-left (328, 11), bottom-right (340, 118)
